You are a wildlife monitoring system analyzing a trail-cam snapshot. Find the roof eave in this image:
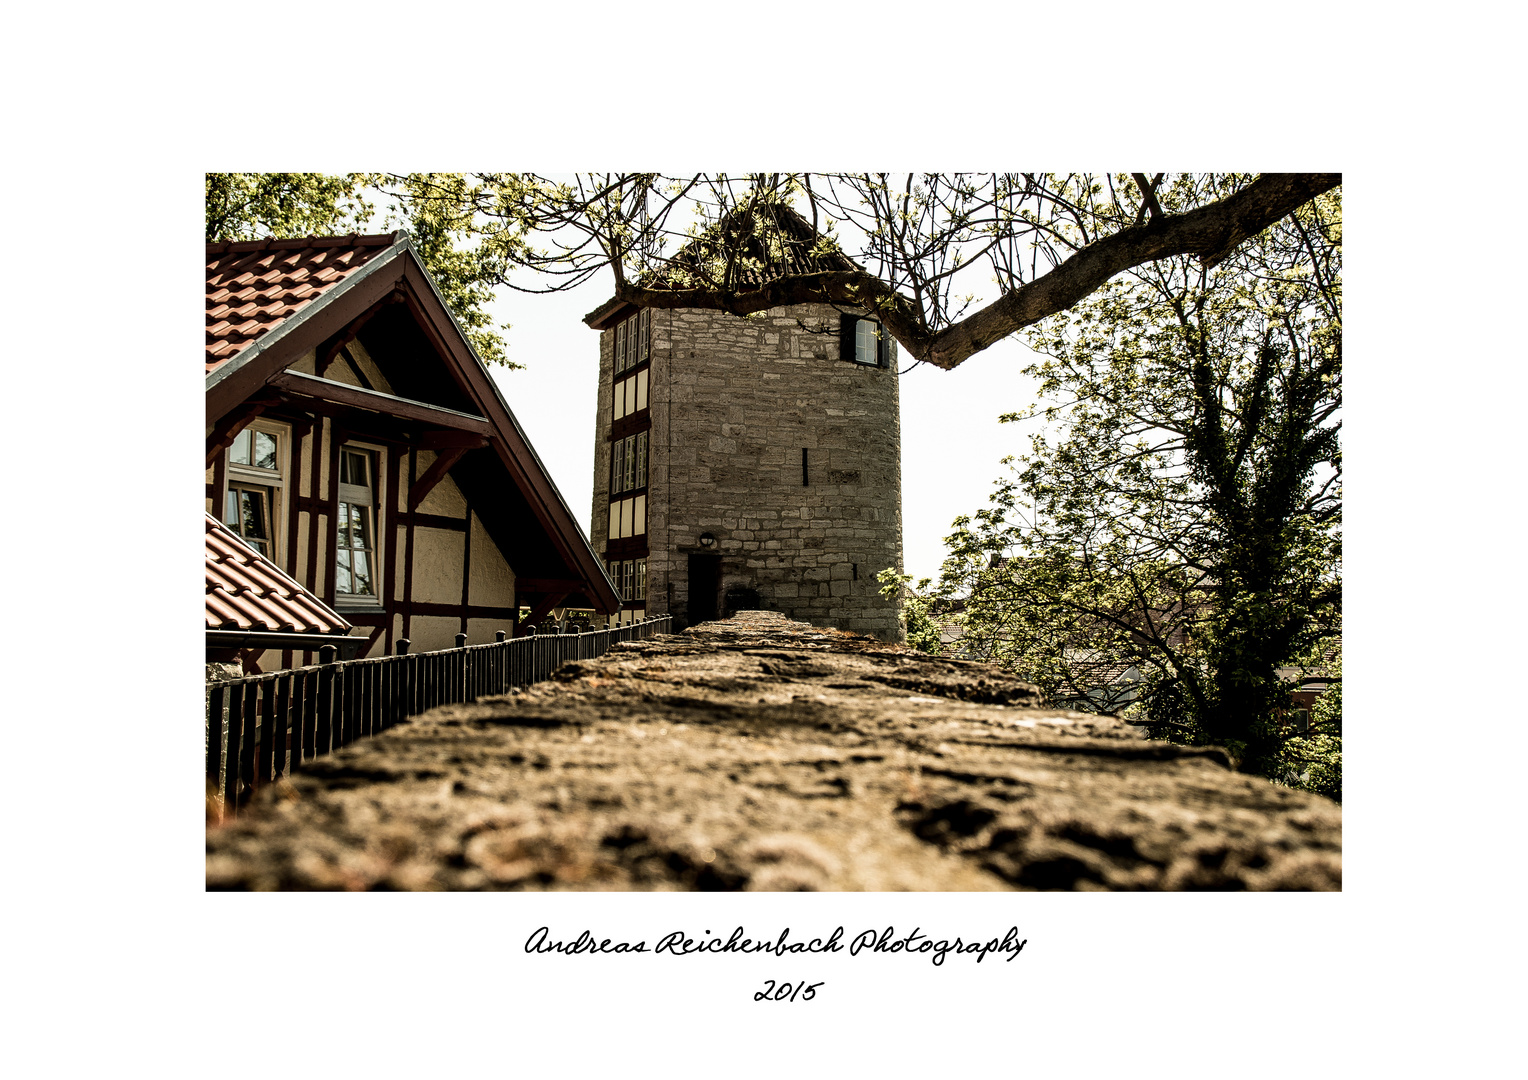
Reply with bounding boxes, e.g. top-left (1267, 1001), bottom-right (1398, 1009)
top-left (584, 296), bottom-right (635, 330)
top-left (206, 629), bottom-right (368, 659)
